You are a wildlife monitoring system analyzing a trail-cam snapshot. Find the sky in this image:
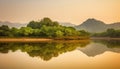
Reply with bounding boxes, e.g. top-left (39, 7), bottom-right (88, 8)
top-left (0, 0), bottom-right (120, 25)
